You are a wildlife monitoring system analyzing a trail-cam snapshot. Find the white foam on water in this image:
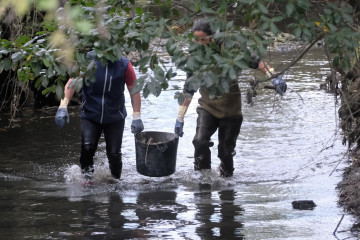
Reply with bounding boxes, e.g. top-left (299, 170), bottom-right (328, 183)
top-left (63, 162), bottom-right (114, 185)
